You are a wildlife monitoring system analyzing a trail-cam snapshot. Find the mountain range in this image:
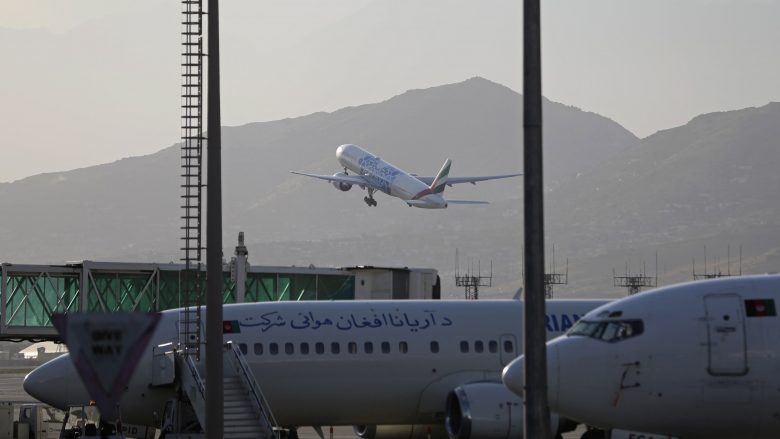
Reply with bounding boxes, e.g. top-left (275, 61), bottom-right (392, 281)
top-left (1, 77), bottom-right (777, 298)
